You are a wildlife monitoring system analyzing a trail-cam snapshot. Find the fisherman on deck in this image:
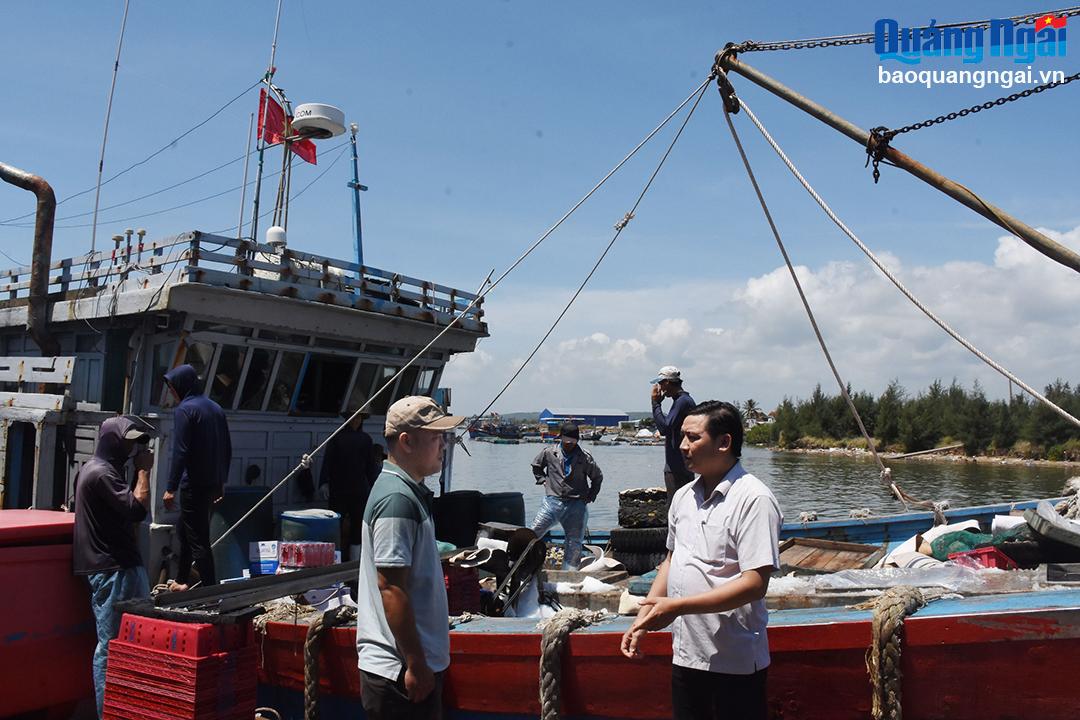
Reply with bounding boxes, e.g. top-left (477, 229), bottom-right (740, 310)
top-left (356, 396), bottom-right (465, 719)
top-left (530, 421), bottom-right (604, 569)
top-left (650, 365), bottom-right (696, 497)
top-left (161, 364), bottom-right (232, 589)
top-left (319, 405), bottom-right (381, 561)
top-left (621, 401), bottom-right (782, 720)
top-left (73, 415), bottom-right (155, 719)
